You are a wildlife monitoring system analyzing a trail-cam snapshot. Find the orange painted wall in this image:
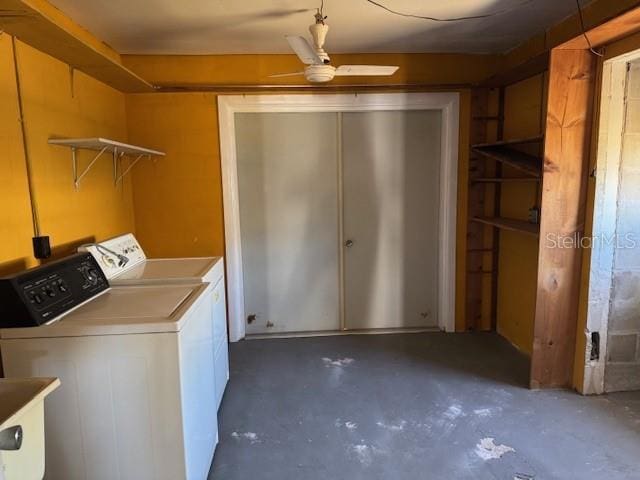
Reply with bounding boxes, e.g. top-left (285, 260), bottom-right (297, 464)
top-left (0, 34), bottom-right (135, 274)
top-left (125, 92), bottom-right (224, 258)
